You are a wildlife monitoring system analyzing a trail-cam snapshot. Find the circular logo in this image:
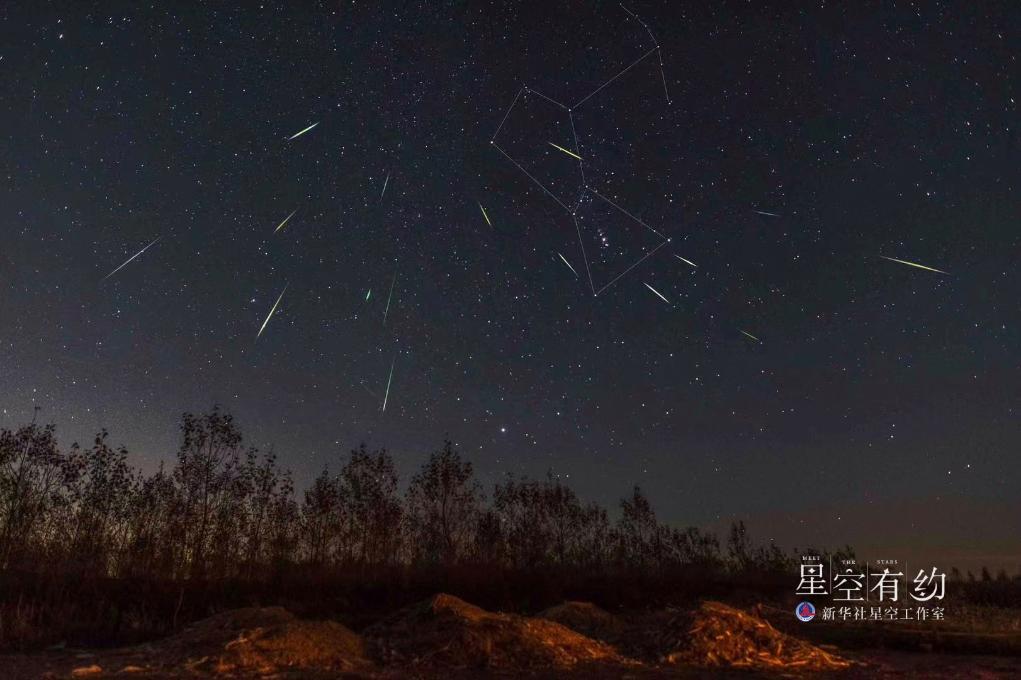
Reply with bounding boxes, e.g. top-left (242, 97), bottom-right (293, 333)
top-left (795, 601), bottom-right (816, 622)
